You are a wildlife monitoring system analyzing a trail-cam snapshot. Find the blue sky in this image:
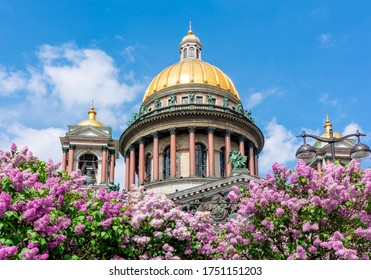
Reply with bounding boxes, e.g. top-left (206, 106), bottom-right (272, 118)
top-left (1, 0), bottom-right (371, 186)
